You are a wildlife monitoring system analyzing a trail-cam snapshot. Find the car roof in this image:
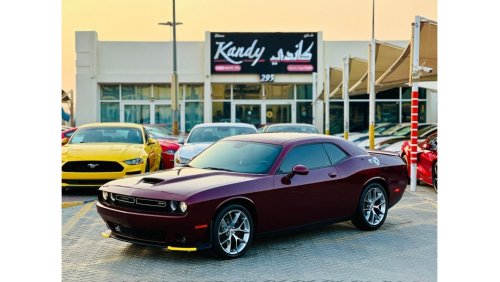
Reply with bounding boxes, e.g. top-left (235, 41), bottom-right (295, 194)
top-left (267, 123), bottom-right (315, 127)
top-left (223, 133), bottom-right (339, 145)
top-left (79, 122), bottom-right (143, 129)
top-left (191, 123), bottom-right (257, 129)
